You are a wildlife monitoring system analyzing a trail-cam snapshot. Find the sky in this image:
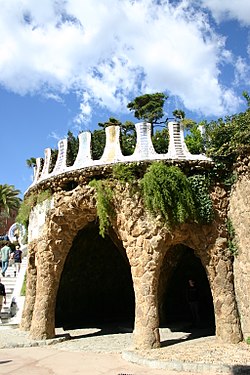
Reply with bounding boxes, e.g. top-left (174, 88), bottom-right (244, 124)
top-left (0, 0), bottom-right (250, 198)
